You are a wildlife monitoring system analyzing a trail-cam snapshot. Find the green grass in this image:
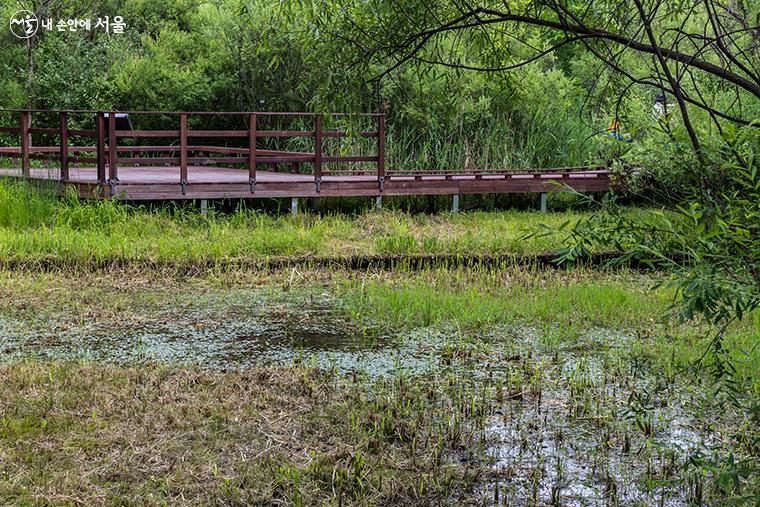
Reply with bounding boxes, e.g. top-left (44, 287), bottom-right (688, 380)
top-left (336, 266), bottom-right (760, 393)
top-left (340, 267), bottom-right (661, 329)
top-left (0, 179), bottom-right (592, 264)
